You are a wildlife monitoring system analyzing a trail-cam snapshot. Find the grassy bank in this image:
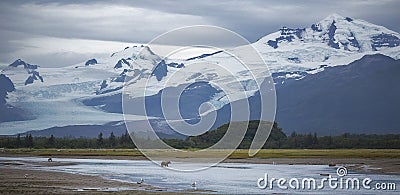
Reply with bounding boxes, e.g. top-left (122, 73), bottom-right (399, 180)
top-left (233, 149), bottom-right (400, 159)
top-left (0, 148), bottom-right (142, 157)
top-left (2, 148), bottom-right (400, 159)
